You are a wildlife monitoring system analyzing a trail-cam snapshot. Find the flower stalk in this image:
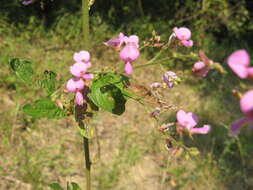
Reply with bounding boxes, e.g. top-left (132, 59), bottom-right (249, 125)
top-left (82, 0), bottom-right (91, 189)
